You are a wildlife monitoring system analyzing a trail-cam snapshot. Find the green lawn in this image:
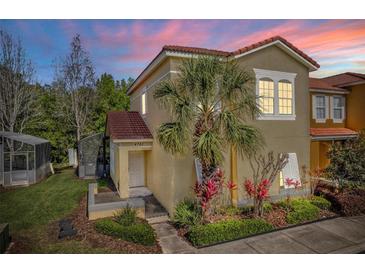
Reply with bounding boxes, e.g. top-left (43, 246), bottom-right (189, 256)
top-left (0, 169), bottom-right (93, 253)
